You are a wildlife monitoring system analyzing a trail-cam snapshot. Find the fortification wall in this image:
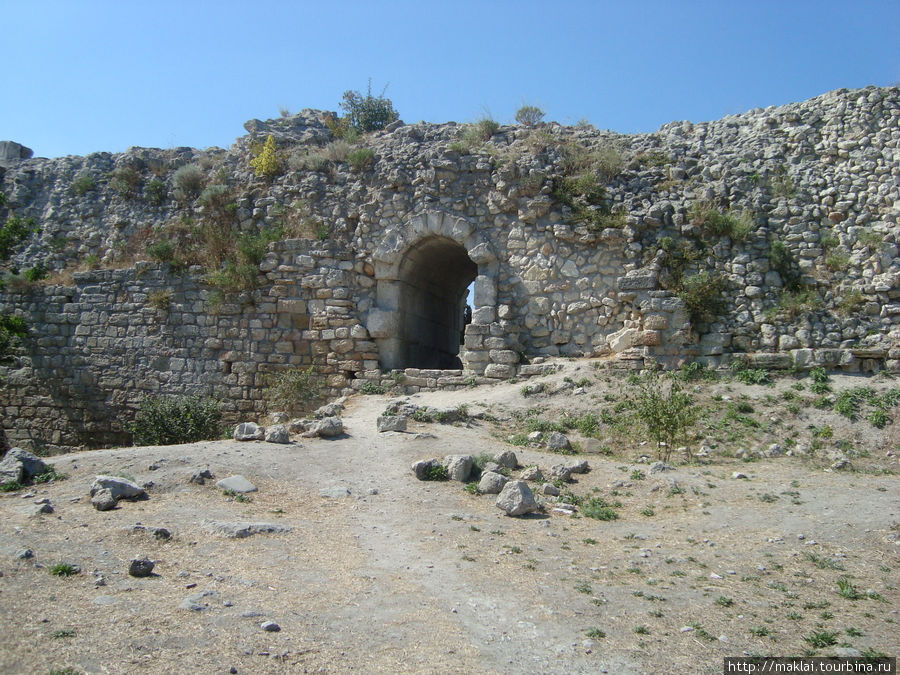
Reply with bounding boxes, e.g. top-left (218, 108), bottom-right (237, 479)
top-left (1, 86), bottom-right (899, 453)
